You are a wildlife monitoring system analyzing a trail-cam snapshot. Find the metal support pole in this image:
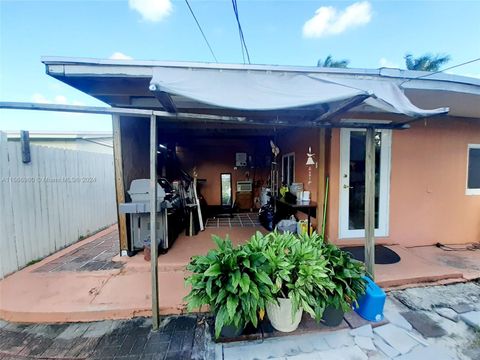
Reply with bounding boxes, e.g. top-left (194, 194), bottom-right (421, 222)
top-left (150, 114), bottom-right (159, 330)
top-left (364, 127), bottom-right (376, 279)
